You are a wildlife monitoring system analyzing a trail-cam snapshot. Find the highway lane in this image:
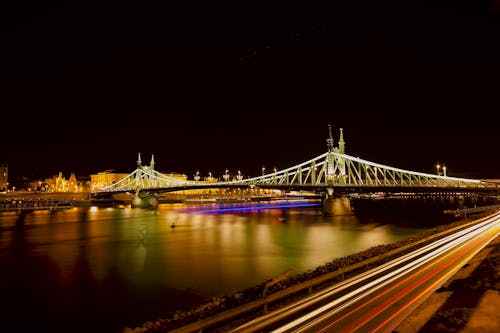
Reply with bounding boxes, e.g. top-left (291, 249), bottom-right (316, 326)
top-left (233, 211), bottom-right (500, 333)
